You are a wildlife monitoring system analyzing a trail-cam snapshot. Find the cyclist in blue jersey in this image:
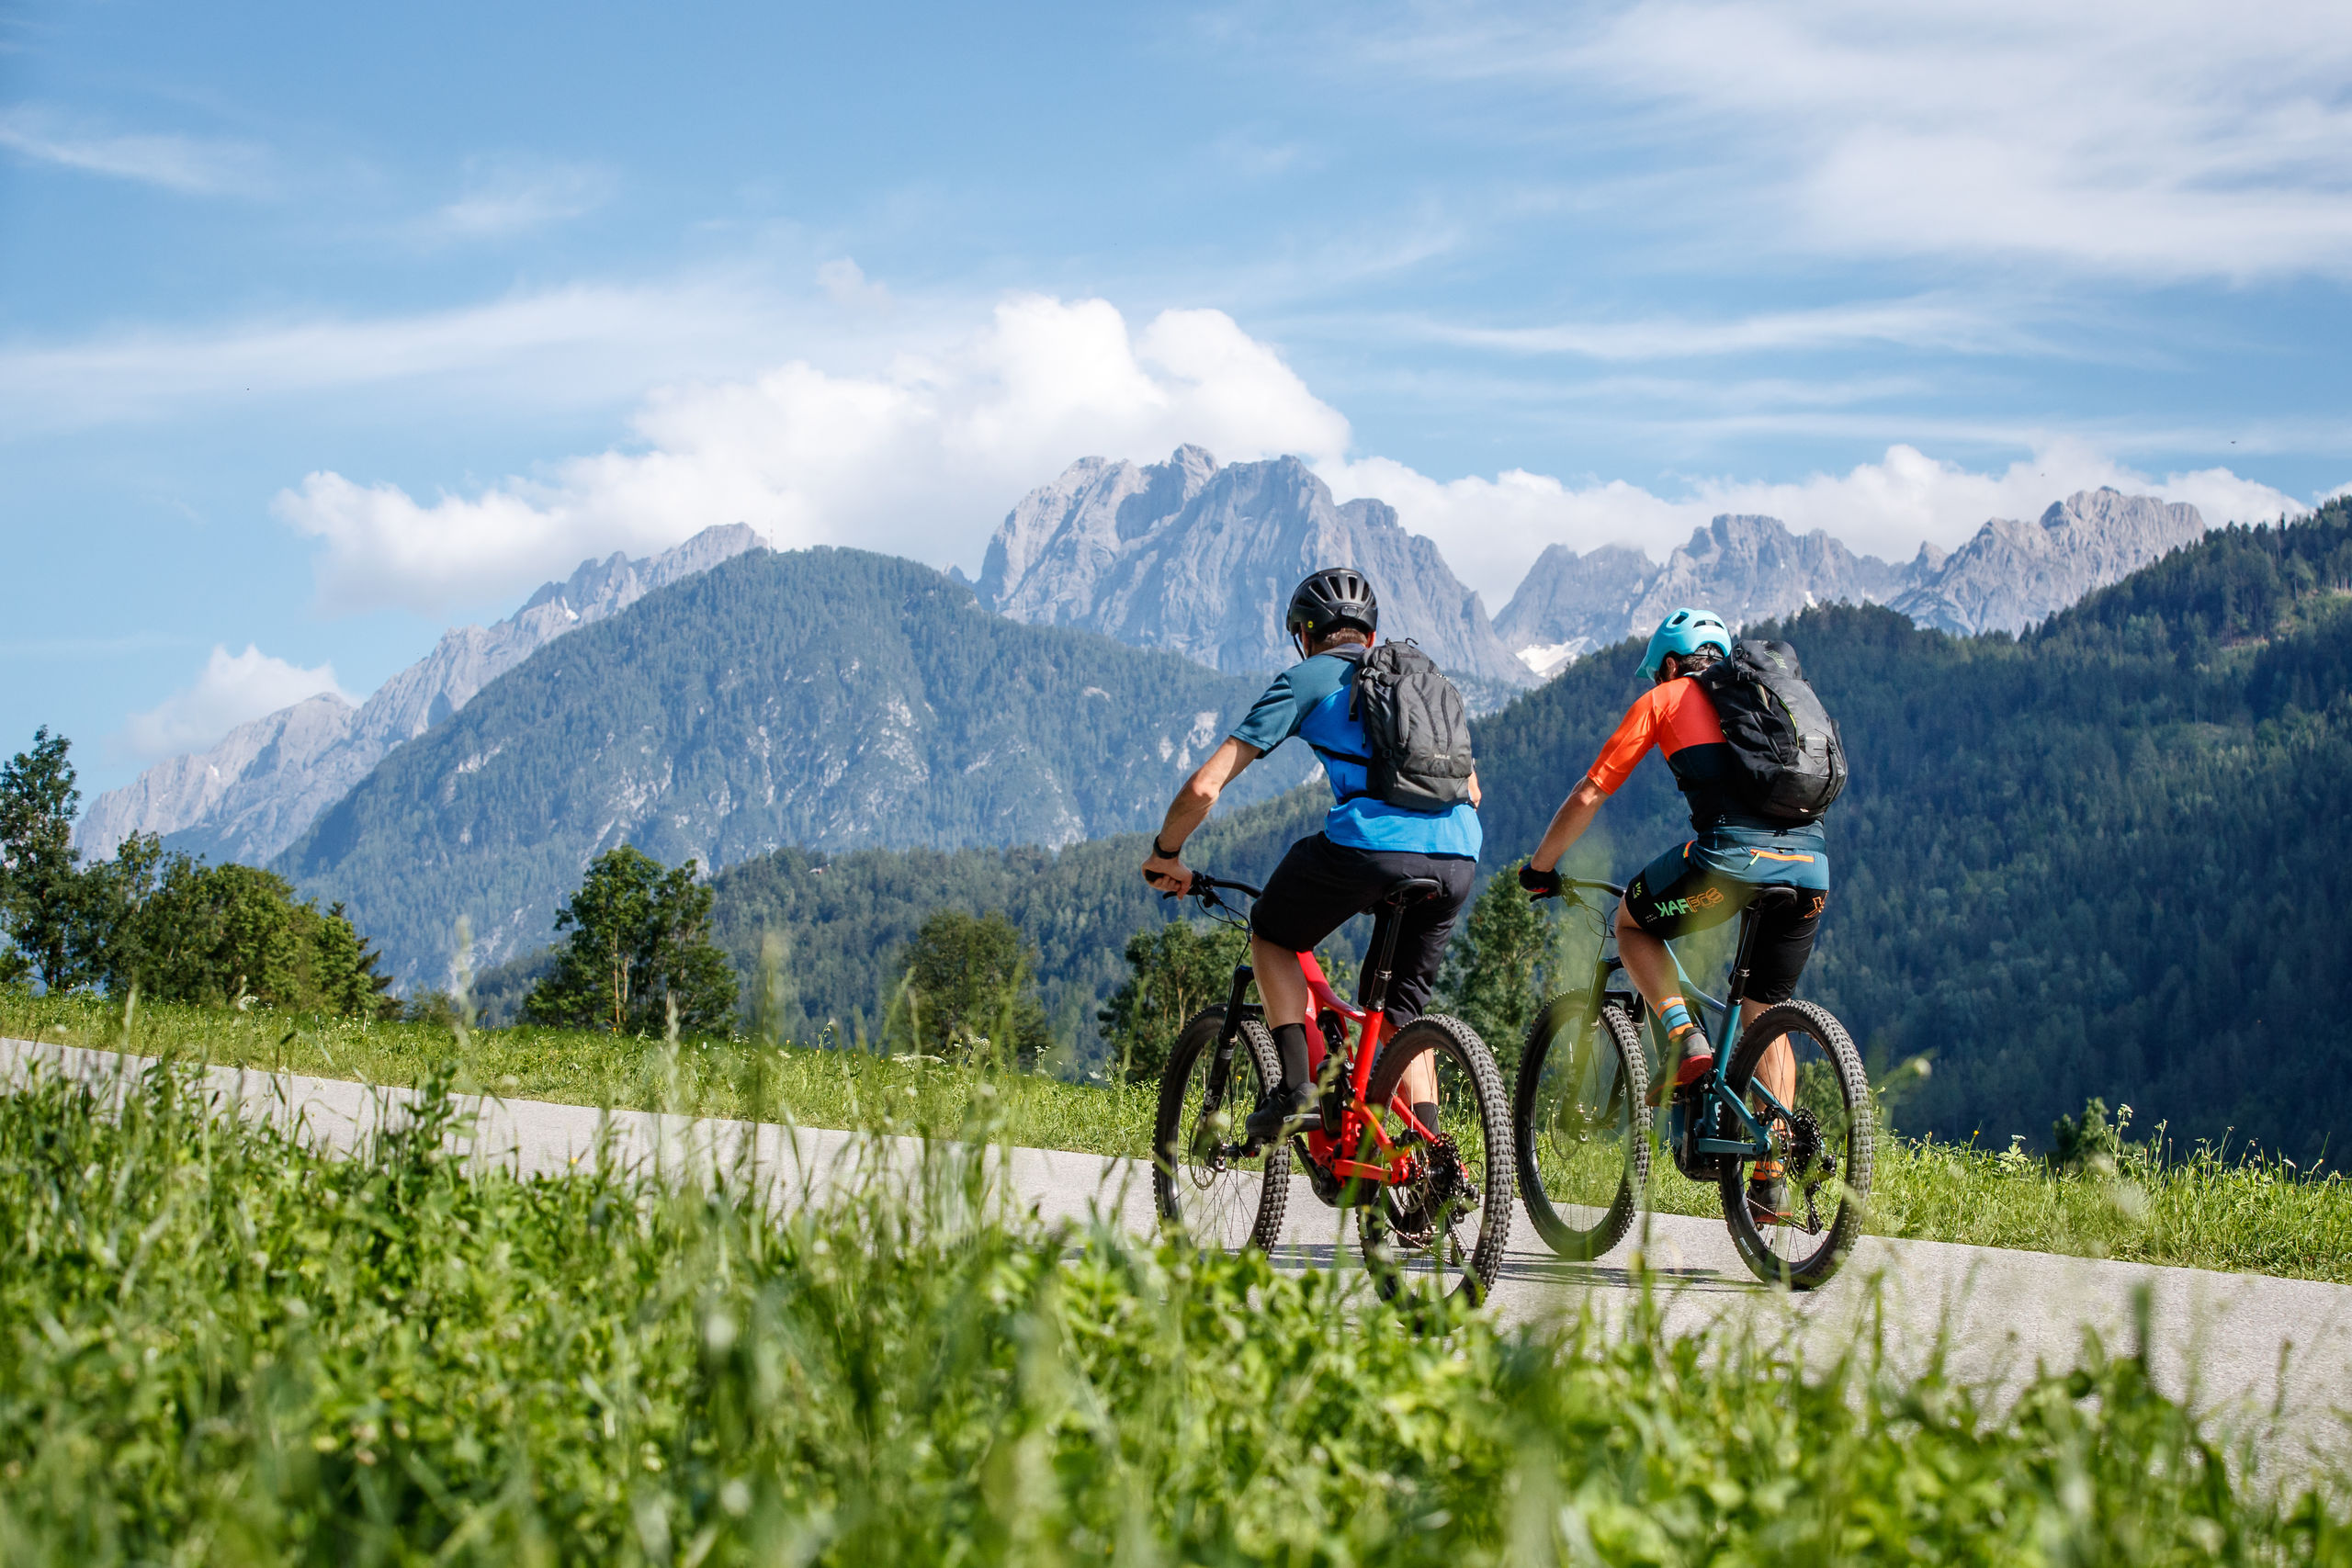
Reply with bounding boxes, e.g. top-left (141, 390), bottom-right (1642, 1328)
top-left (1142, 568), bottom-right (1483, 1148)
